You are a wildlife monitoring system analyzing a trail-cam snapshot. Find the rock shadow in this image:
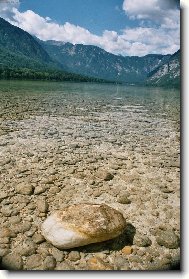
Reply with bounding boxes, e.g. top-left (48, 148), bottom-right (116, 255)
top-left (77, 223), bottom-right (136, 253)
